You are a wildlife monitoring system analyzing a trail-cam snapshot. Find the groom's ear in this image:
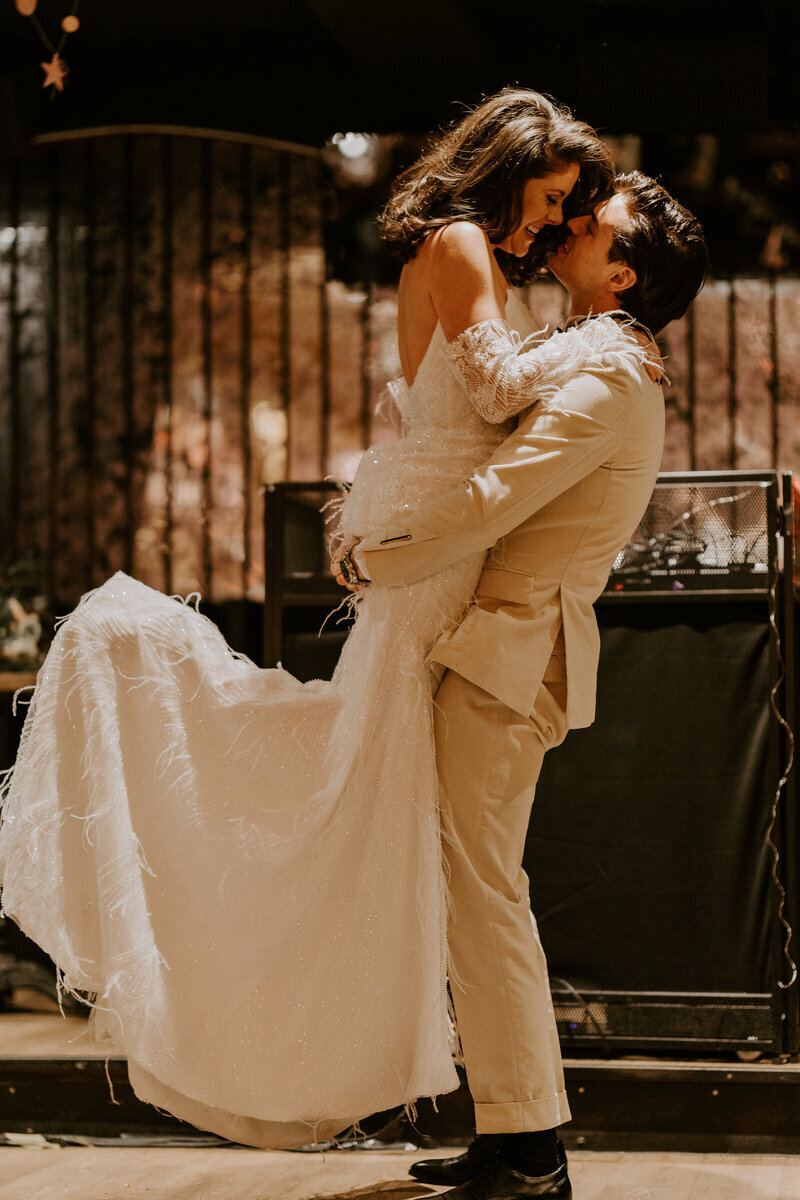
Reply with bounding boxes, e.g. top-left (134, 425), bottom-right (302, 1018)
top-left (609, 262), bottom-right (637, 295)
